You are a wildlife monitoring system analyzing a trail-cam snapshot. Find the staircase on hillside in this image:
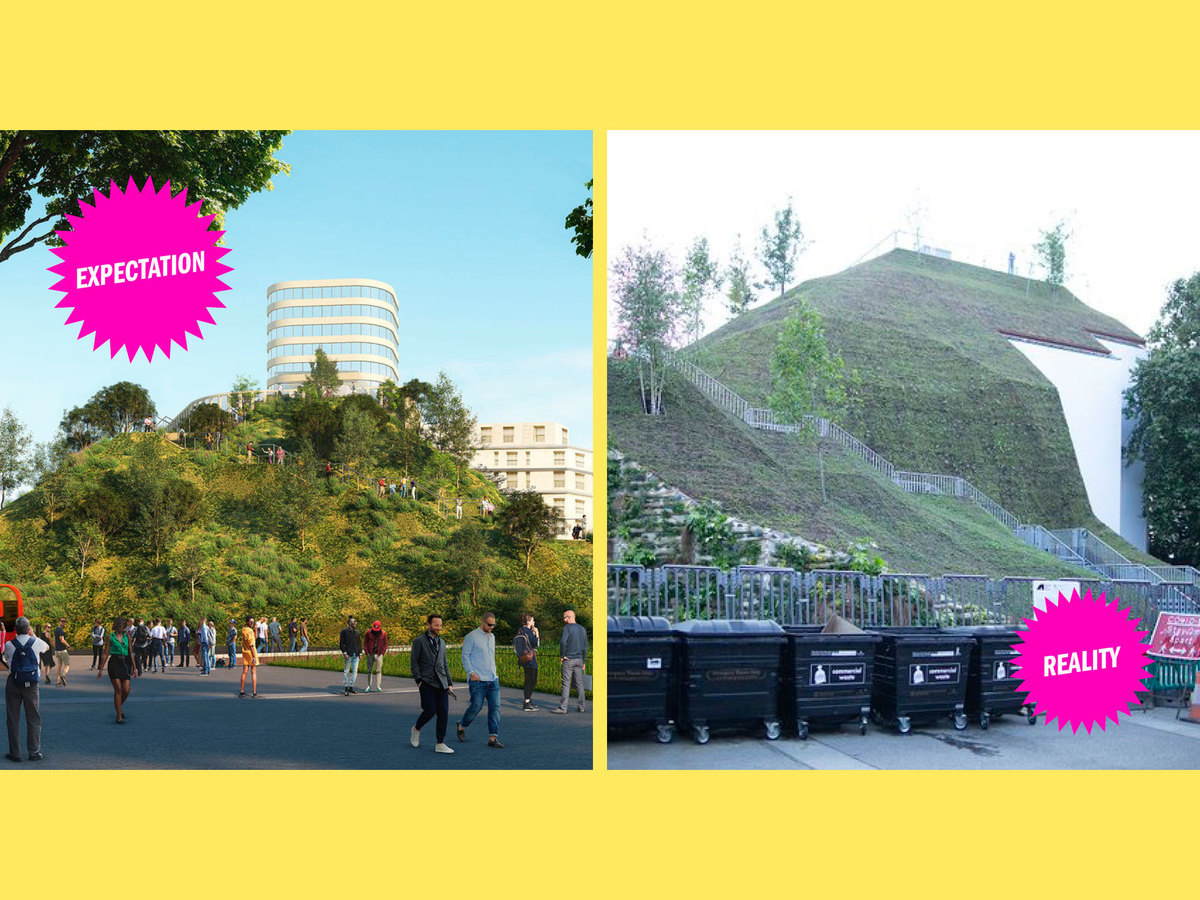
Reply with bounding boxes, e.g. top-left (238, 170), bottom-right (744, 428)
top-left (655, 350), bottom-right (1200, 608)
